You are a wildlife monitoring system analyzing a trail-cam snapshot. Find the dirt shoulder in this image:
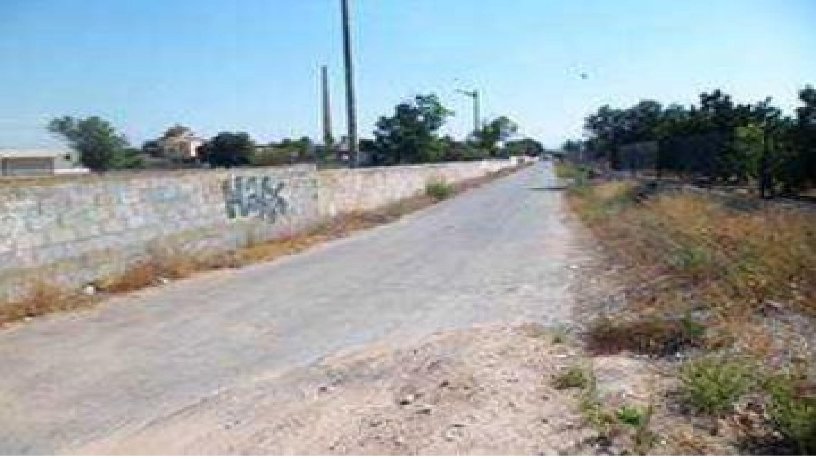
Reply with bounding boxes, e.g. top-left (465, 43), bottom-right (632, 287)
top-left (73, 323), bottom-right (651, 455)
